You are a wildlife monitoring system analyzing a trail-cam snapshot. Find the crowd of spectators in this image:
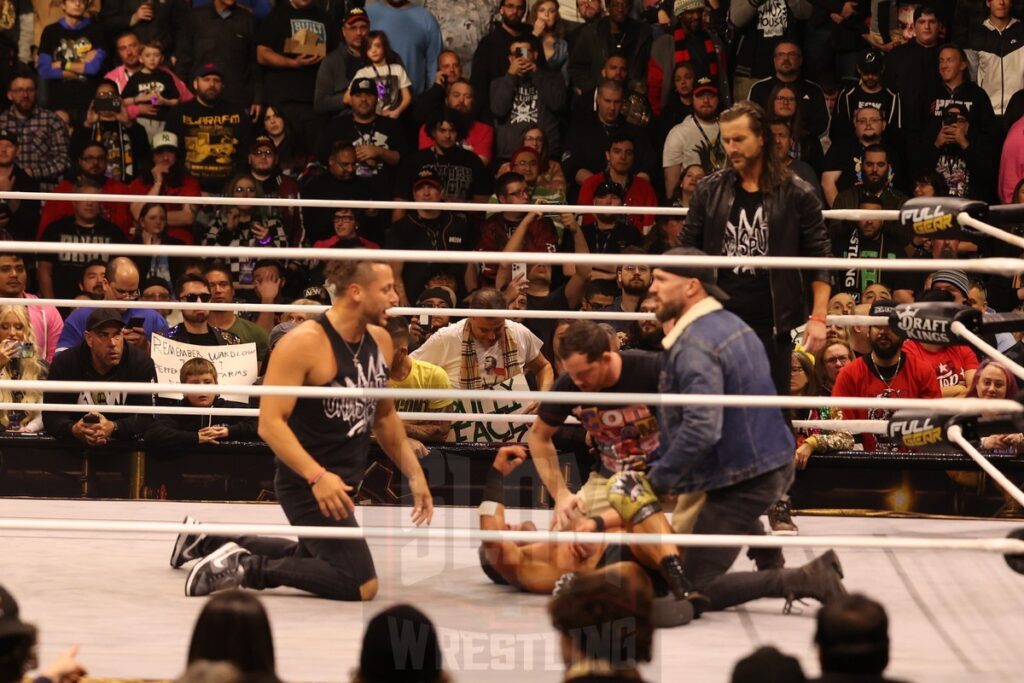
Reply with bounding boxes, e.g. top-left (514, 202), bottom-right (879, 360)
top-left (0, 578), bottom-right (904, 683)
top-left (0, 0), bottom-right (1024, 519)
